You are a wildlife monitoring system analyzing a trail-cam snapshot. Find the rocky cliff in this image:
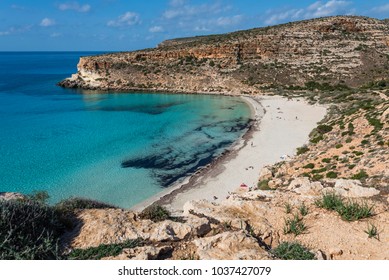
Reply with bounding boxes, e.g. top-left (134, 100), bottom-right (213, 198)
top-left (59, 16), bottom-right (389, 94)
